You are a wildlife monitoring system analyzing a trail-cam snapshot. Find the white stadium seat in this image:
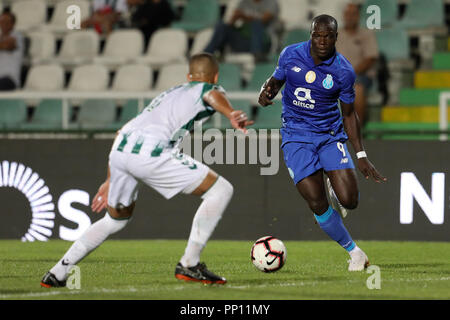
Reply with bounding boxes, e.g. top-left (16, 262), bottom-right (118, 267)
top-left (134, 28), bottom-right (187, 69)
top-left (94, 29), bottom-right (144, 71)
top-left (112, 64), bottom-right (153, 91)
top-left (24, 64), bottom-right (65, 91)
top-left (190, 28), bottom-right (214, 56)
top-left (27, 32), bottom-right (56, 65)
top-left (11, 0), bottom-right (47, 33)
top-left (42, 0), bottom-right (91, 38)
top-left (278, 0), bottom-right (311, 31)
top-left (68, 64), bottom-right (109, 92)
top-left (155, 63), bottom-right (189, 91)
top-left (55, 30), bottom-right (100, 69)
